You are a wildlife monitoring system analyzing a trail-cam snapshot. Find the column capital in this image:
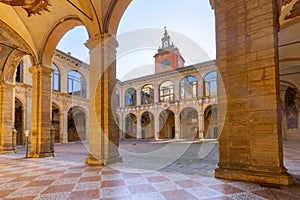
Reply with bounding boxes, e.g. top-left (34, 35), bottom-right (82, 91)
top-left (0, 82), bottom-right (15, 89)
top-left (85, 33), bottom-right (118, 51)
top-left (29, 65), bottom-right (54, 75)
